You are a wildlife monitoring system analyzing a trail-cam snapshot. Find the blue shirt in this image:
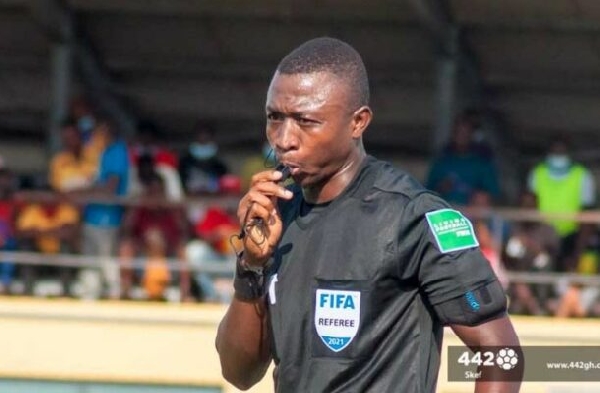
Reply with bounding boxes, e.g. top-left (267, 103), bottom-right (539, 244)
top-left (426, 151), bottom-right (500, 205)
top-left (83, 140), bottom-right (129, 227)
